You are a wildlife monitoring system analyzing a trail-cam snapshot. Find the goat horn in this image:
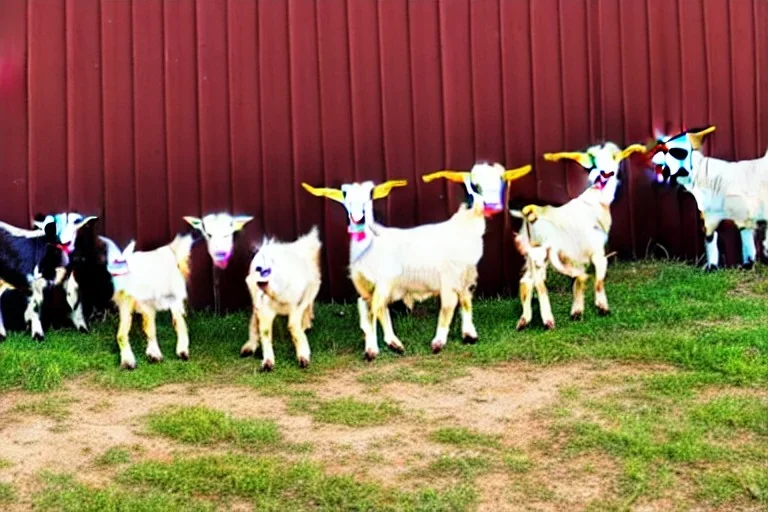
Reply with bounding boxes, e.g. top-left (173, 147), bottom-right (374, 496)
top-left (421, 170), bottom-right (469, 183)
top-left (542, 151), bottom-right (593, 169)
top-left (301, 183), bottom-right (344, 203)
top-left (503, 165), bottom-right (533, 182)
top-left (616, 144), bottom-right (646, 162)
top-left (687, 126), bottom-right (716, 150)
top-left (372, 180), bottom-right (408, 200)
